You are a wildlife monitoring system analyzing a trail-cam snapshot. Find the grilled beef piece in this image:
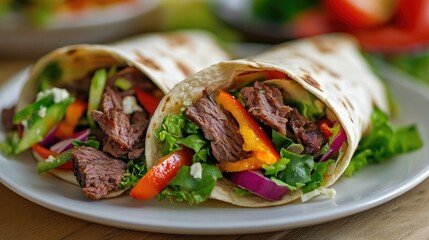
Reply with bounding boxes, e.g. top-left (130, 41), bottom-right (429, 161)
top-left (91, 87), bottom-right (149, 159)
top-left (59, 75), bottom-right (92, 102)
top-left (240, 81), bottom-right (292, 135)
top-left (185, 90), bottom-right (249, 163)
top-left (71, 146), bottom-right (127, 200)
top-left (1, 106), bottom-right (16, 132)
top-left (241, 82), bottom-right (327, 155)
top-left (286, 108), bottom-right (327, 155)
